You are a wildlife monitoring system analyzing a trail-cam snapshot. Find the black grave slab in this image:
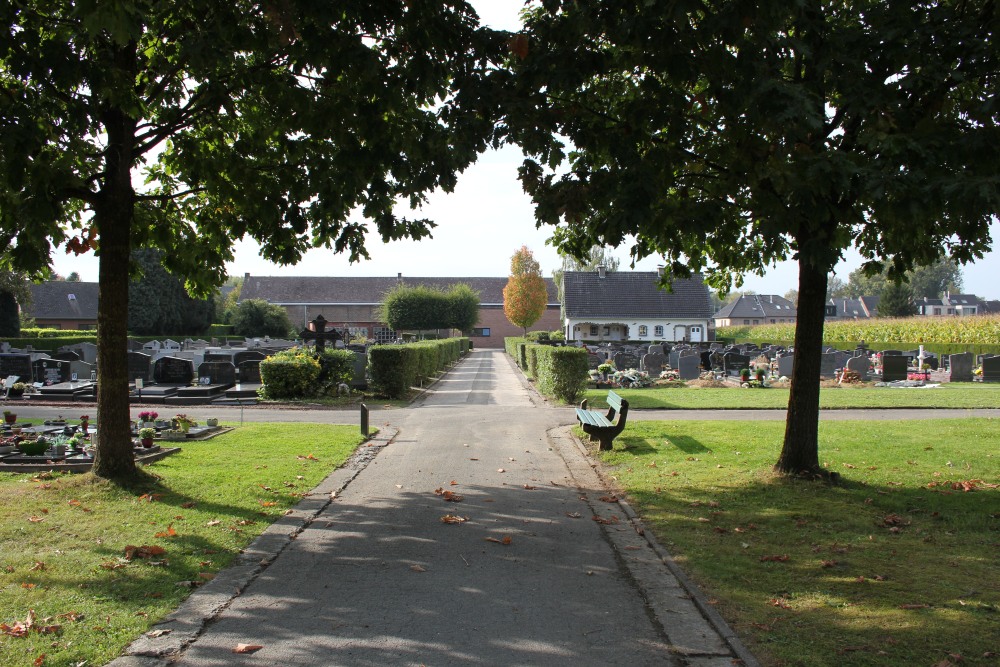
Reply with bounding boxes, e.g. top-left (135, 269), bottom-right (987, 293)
top-left (38, 380), bottom-right (96, 400)
top-left (153, 356), bottom-right (195, 385)
top-left (233, 350), bottom-right (267, 366)
top-left (33, 358), bottom-right (71, 385)
top-left (0, 353), bottom-right (33, 382)
top-left (982, 356), bottom-right (1000, 383)
top-left (881, 355), bottom-right (909, 382)
top-left (128, 352), bottom-right (153, 383)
